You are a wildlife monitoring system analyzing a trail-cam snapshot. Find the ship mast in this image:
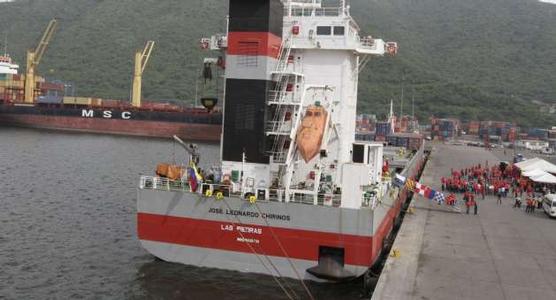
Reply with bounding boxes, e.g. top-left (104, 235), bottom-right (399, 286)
top-left (400, 72), bottom-right (405, 118)
top-left (2, 31), bottom-right (7, 56)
